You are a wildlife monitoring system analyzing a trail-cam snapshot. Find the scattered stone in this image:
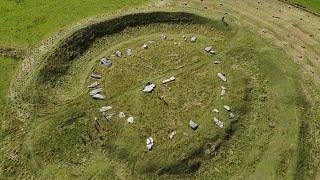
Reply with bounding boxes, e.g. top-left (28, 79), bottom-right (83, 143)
top-left (92, 94), bottom-right (106, 100)
top-left (213, 109), bottom-right (219, 113)
top-left (174, 42), bottom-right (180, 45)
top-left (143, 44), bottom-right (148, 49)
top-left (221, 86), bottom-right (227, 90)
top-left (127, 116), bottom-right (134, 124)
top-left (100, 58), bottom-right (113, 67)
top-left (217, 73), bottom-right (227, 82)
top-left (191, 36), bottom-right (197, 42)
top-left (104, 113), bottom-right (112, 121)
top-left (90, 88), bottom-right (102, 96)
top-left (269, 122), bottom-right (276, 128)
top-left (100, 106), bottom-right (112, 112)
top-left (119, 112), bottom-right (126, 118)
top-left (229, 112), bottom-right (235, 118)
top-left (146, 137), bottom-right (154, 151)
top-left (205, 46), bottom-right (212, 52)
top-left (88, 82), bottom-right (99, 88)
top-left (162, 76), bottom-right (176, 84)
top-left (189, 120), bottom-right (199, 130)
top-left (127, 49), bottom-right (133, 56)
top-left (169, 131), bottom-right (176, 140)
top-left (91, 73), bottom-right (102, 79)
top-left (223, 105), bottom-right (231, 111)
top-left (161, 34), bottom-right (168, 40)
top-left (183, 35), bottom-right (187, 41)
top-left (143, 83), bottom-right (156, 93)
top-left (209, 50), bottom-right (216, 54)
top-left (221, 89), bottom-right (226, 96)
top-left (148, 40), bottom-right (155, 44)
top-left (213, 117), bottom-right (224, 128)
top-left (213, 61), bottom-right (221, 64)
top-left (115, 50), bottom-right (122, 58)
